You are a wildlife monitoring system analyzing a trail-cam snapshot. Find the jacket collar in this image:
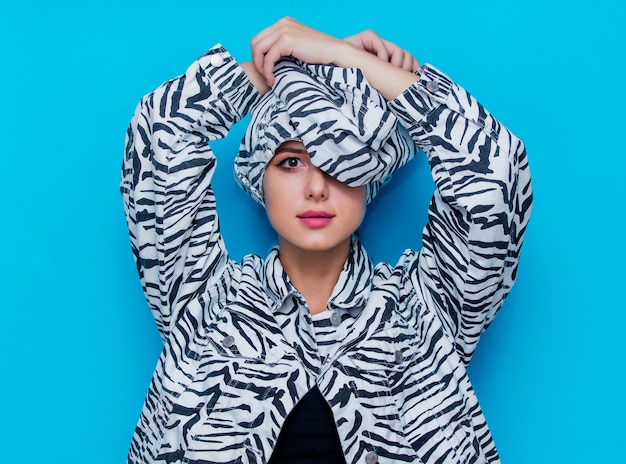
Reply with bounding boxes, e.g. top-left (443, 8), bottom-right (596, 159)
top-left (262, 236), bottom-right (373, 316)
